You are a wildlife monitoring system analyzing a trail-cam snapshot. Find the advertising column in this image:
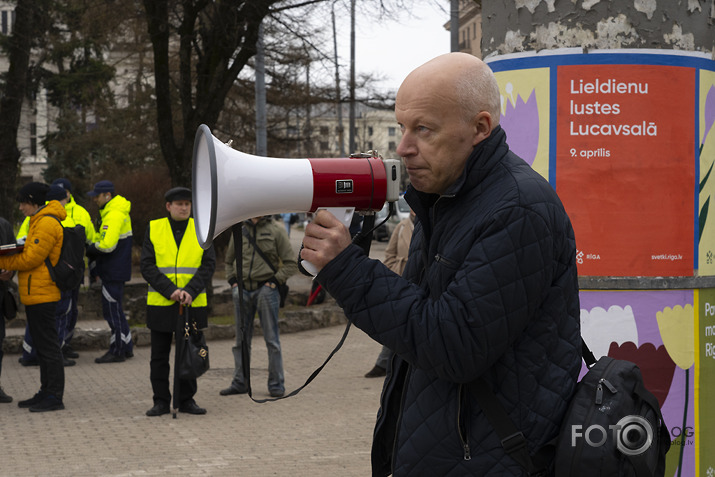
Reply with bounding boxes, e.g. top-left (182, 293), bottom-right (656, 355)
top-left (487, 49), bottom-right (715, 477)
